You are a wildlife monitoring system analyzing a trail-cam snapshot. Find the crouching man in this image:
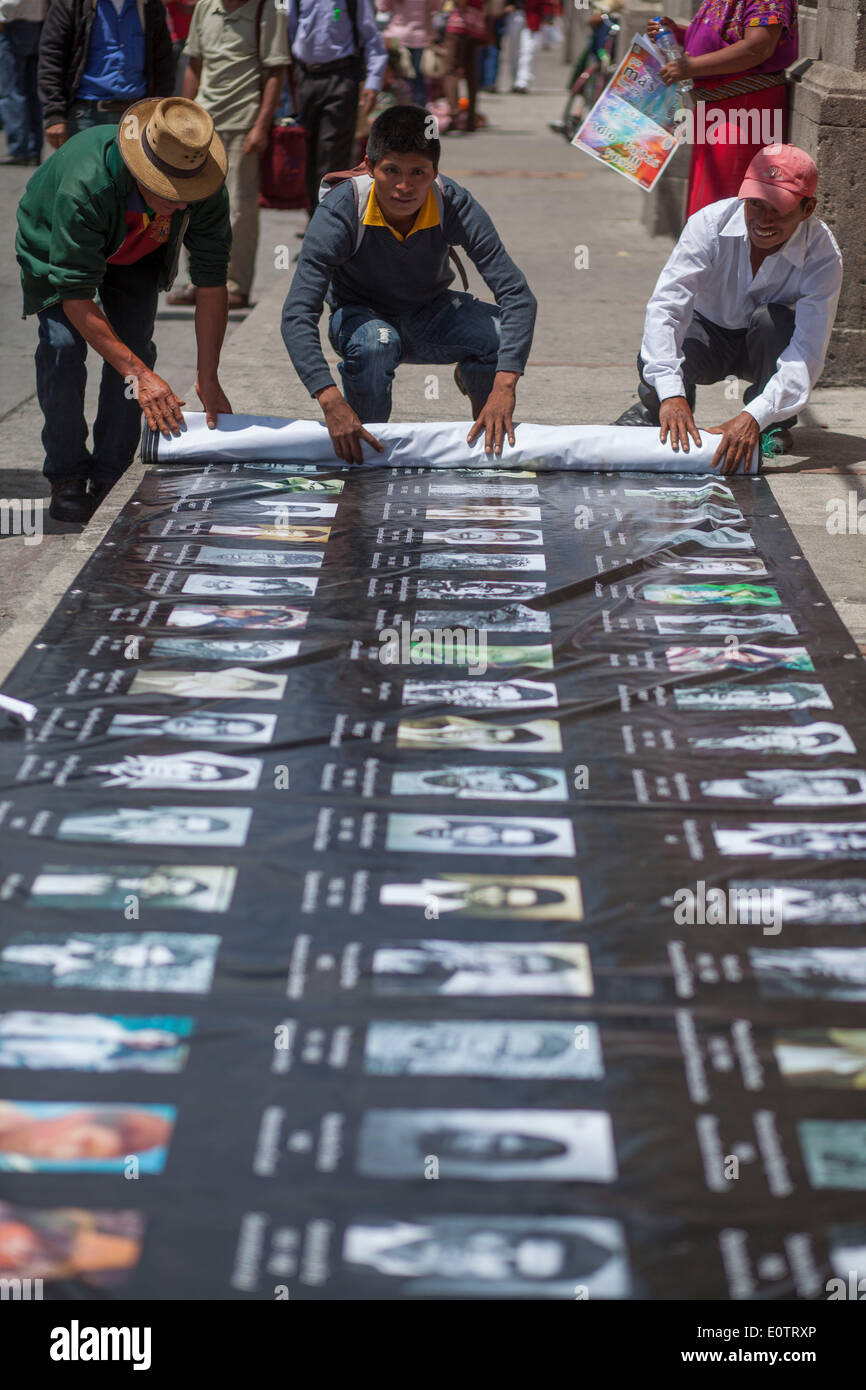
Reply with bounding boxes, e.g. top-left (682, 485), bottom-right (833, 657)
top-left (16, 96), bottom-right (232, 522)
top-left (281, 103), bottom-right (537, 463)
top-left (615, 145), bottom-right (843, 475)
